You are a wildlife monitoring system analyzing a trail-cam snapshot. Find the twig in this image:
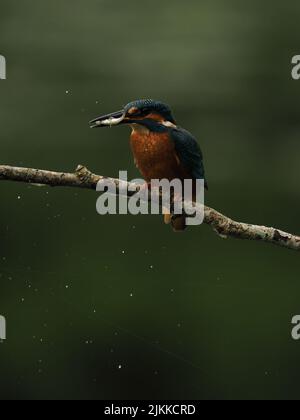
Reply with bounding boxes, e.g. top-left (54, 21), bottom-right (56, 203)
top-left (0, 164), bottom-right (299, 251)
